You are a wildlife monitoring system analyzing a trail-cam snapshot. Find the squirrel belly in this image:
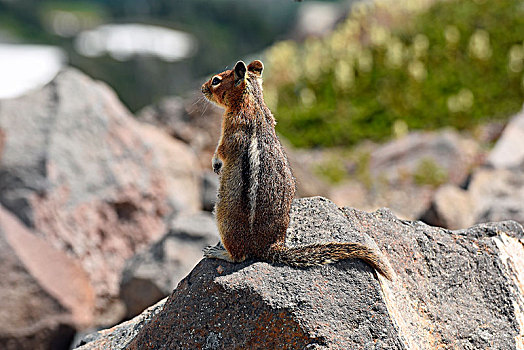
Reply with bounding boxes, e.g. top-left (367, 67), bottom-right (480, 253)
top-left (201, 59), bottom-right (393, 281)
